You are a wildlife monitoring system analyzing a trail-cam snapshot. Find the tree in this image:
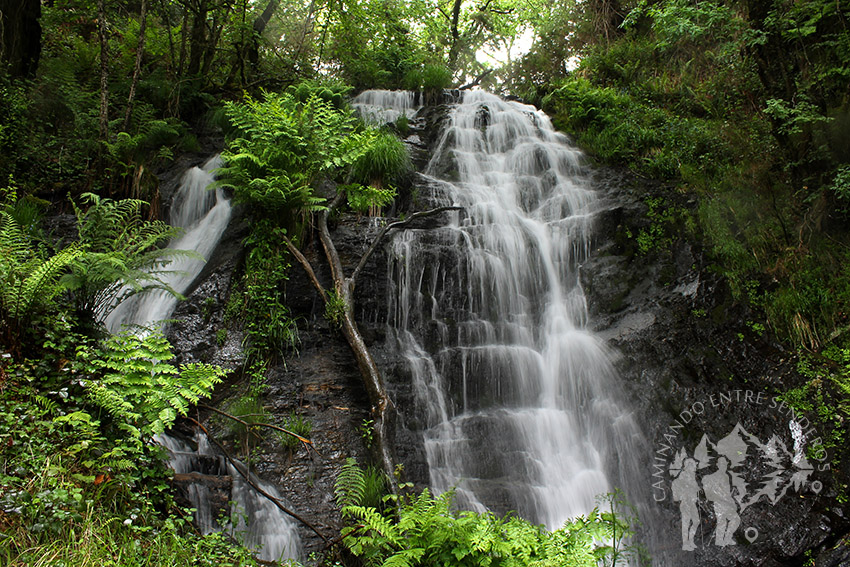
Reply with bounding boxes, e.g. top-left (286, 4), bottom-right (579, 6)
top-left (0, 0), bottom-right (42, 78)
top-left (218, 86), bottom-right (459, 486)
